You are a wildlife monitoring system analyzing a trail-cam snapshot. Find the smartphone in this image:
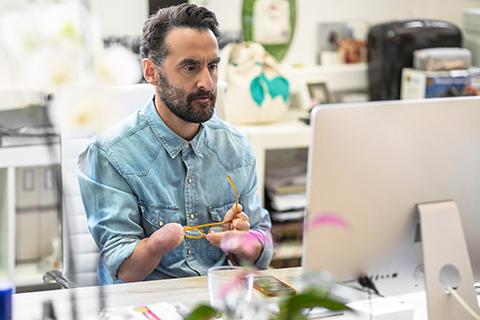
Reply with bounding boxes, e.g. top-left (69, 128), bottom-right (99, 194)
top-left (253, 275), bottom-right (296, 297)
